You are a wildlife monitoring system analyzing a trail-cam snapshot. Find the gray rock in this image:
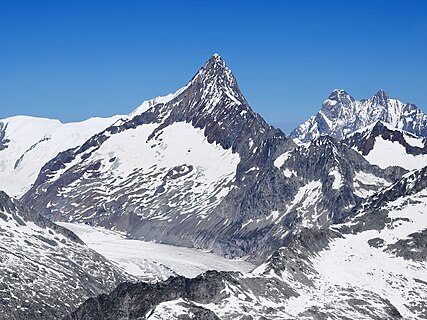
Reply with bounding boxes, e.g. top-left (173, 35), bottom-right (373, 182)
top-left (0, 191), bottom-right (131, 319)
